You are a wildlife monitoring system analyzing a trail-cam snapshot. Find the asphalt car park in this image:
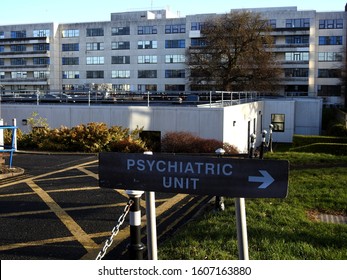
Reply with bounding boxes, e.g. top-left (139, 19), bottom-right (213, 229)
top-left (0, 153), bottom-right (208, 260)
